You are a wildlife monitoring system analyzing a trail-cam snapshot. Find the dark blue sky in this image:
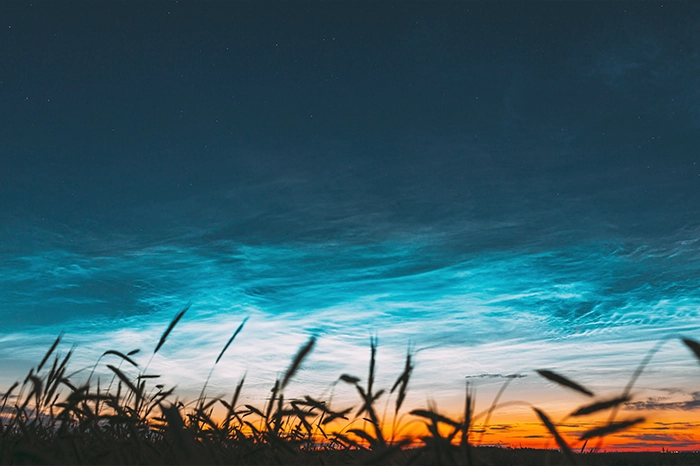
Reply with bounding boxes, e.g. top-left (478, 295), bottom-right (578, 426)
top-left (3, 1), bottom-right (698, 244)
top-left (1, 1), bottom-right (700, 430)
